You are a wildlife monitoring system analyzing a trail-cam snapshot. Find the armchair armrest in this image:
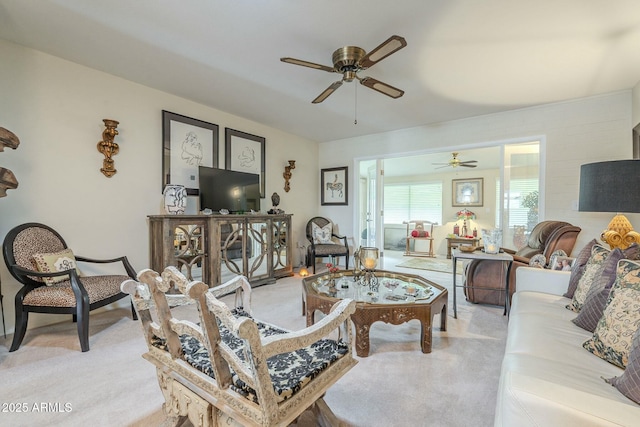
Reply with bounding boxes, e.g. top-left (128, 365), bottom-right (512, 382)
top-left (75, 255), bottom-right (136, 278)
top-left (260, 299), bottom-right (356, 358)
top-left (516, 267), bottom-right (570, 296)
